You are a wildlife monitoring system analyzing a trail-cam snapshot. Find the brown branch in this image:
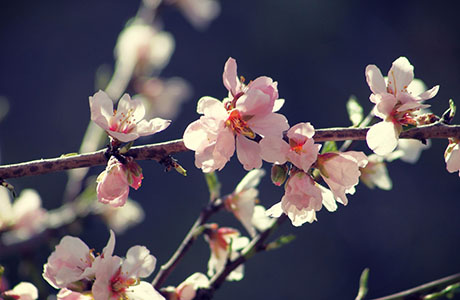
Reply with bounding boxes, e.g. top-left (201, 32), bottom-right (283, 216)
top-left (1, 123), bottom-right (460, 180)
top-left (153, 199), bottom-right (224, 289)
top-left (205, 214), bottom-right (288, 296)
top-left (369, 272), bottom-right (460, 300)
